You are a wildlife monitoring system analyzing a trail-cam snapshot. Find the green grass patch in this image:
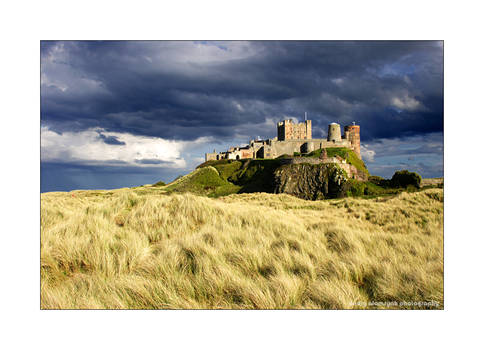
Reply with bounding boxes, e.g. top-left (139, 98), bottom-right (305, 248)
top-left (164, 166), bottom-right (239, 197)
top-left (228, 159), bottom-right (283, 193)
top-left (306, 147), bottom-right (369, 176)
top-left (197, 159), bottom-right (284, 194)
top-left (162, 164), bottom-right (243, 198)
top-left (346, 180), bottom-right (425, 199)
top-left (211, 161), bottom-right (243, 180)
top-left (210, 183), bottom-right (242, 198)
